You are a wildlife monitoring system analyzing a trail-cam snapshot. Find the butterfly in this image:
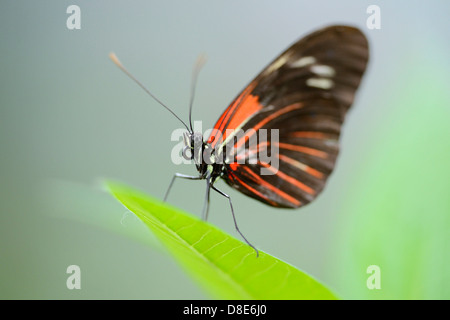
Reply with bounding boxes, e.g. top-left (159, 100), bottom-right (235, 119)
top-left (110, 25), bottom-right (369, 256)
